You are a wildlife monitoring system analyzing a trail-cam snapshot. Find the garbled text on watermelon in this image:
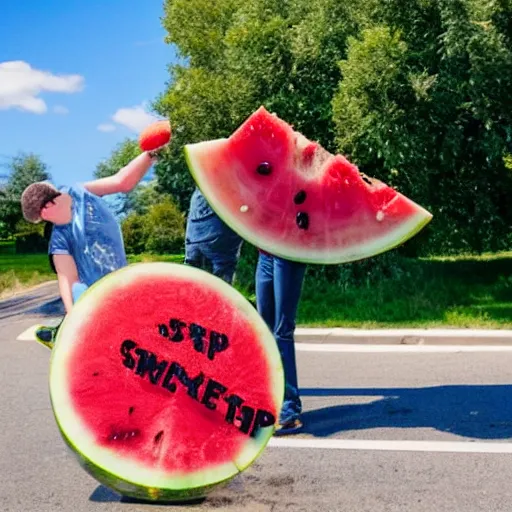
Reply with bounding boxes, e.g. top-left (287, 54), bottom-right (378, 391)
top-left (119, 317), bottom-right (276, 438)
